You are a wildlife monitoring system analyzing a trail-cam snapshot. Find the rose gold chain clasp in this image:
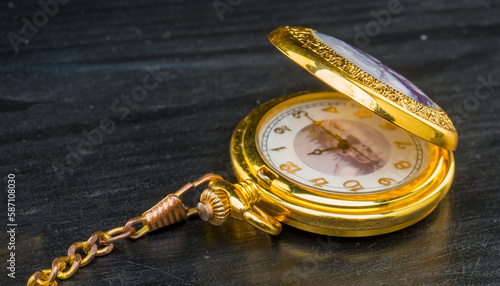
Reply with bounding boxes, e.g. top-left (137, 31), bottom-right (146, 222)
top-left (129, 173), bottom-right (224, 239)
